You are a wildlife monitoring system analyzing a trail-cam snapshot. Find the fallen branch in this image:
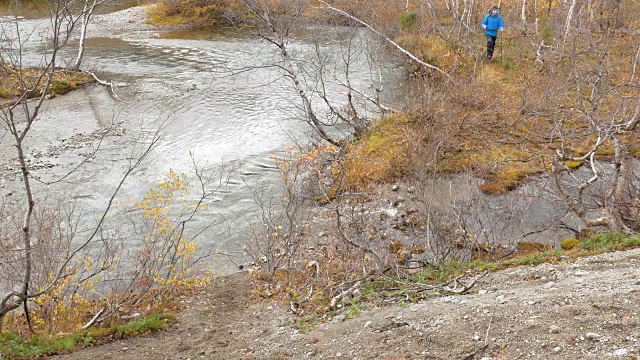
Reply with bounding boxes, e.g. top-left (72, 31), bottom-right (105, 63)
top-left (318, 0), bottom-right (450, 79)
top-left (289, 261), bottom-right (320, 315)
top-left (79, 308), bottom-right (105, 330)
top-left (329, 268), bottom-right (378, 310)
top-left (89, 72), bottom-right (121, 101)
